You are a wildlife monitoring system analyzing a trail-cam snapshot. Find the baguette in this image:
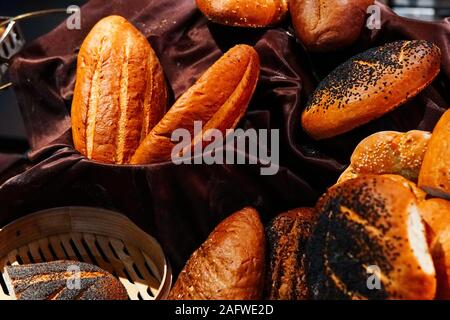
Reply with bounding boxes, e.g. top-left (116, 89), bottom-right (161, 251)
top-left (131, 45), bottom-right (260, 164)
top-left (71, 15), bottom-right (167, 164)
